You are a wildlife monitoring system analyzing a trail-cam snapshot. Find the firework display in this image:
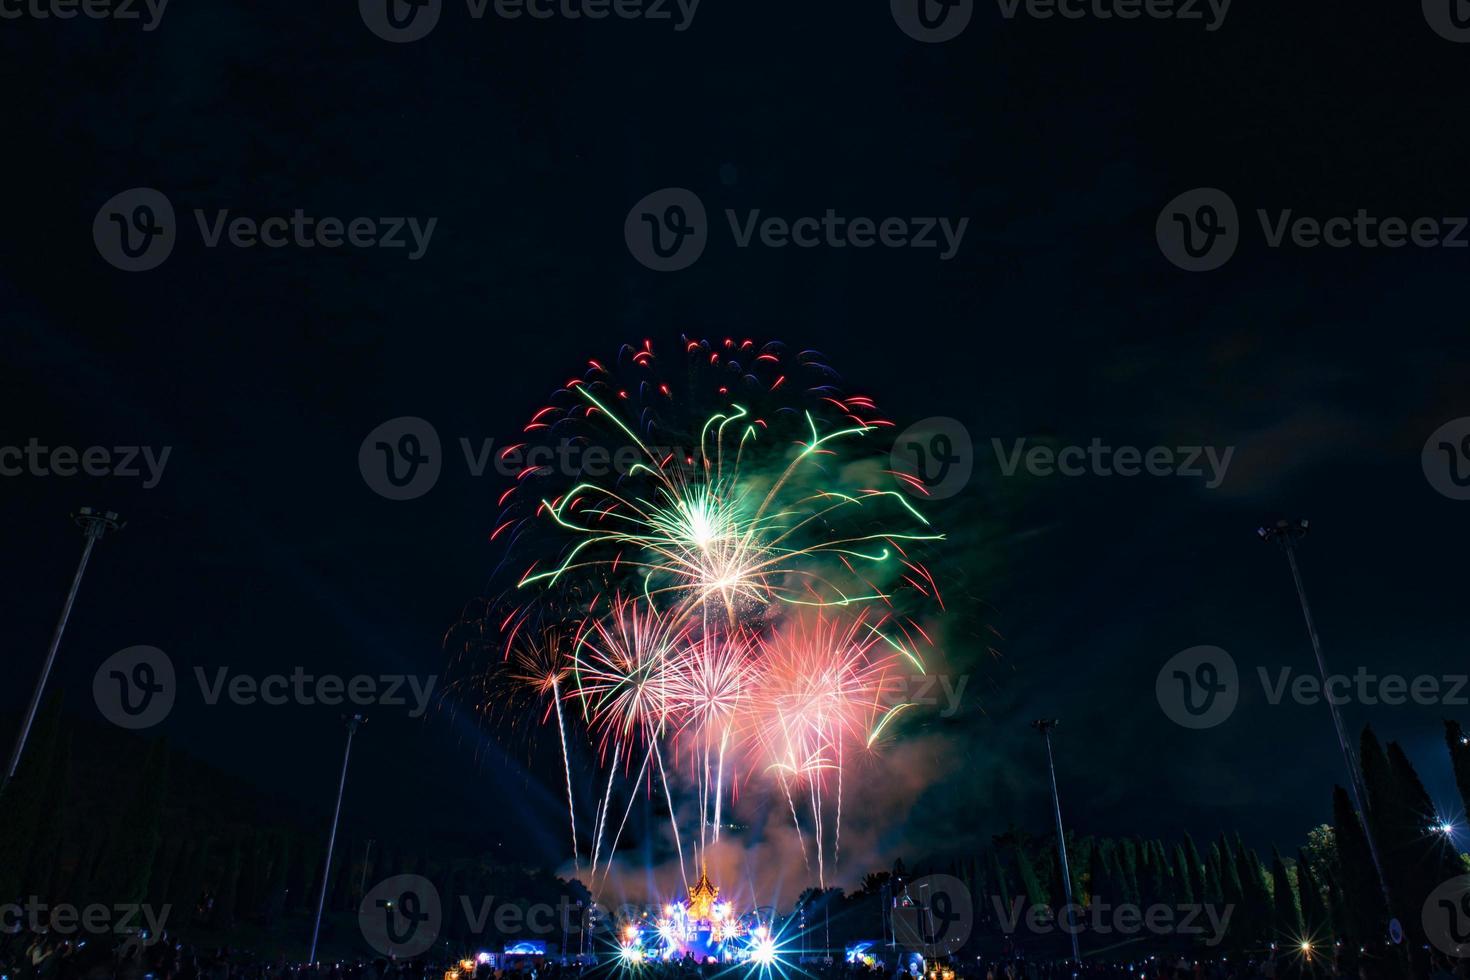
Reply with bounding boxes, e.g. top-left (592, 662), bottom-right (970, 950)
top-left (472, 337), bottom-right (947, 906)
